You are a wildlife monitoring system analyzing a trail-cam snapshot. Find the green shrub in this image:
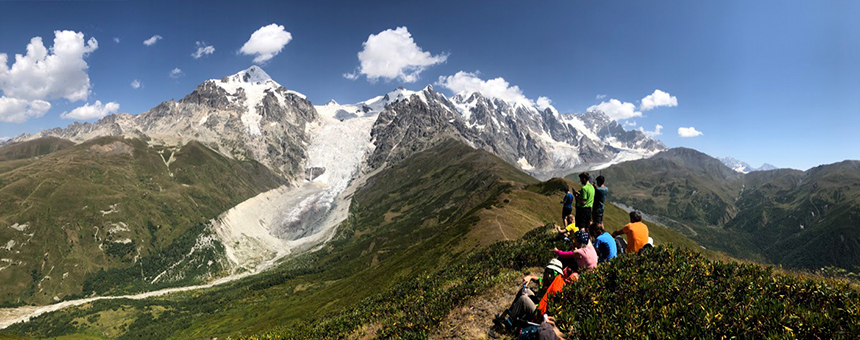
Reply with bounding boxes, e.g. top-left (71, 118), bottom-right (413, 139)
top-left (548, 247), bottom-right (860, 339)
top-left (242, 225), bottom-right (860, 339)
